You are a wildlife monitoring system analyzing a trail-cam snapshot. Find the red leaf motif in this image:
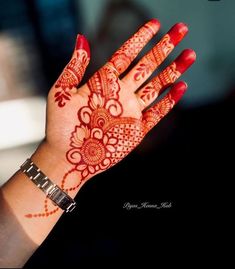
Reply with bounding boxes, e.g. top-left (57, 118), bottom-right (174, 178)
top-left (54, 91), bottom-right (61, 98)
top-left (134, 63), bottom-right (149, 81)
